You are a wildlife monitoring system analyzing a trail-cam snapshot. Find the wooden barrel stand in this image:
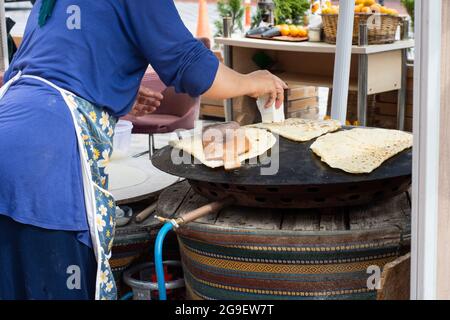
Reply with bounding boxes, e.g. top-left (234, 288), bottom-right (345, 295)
top-left (157, 181), bottom-right (411, 300)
